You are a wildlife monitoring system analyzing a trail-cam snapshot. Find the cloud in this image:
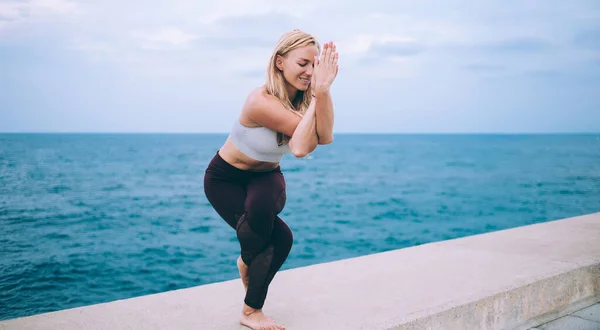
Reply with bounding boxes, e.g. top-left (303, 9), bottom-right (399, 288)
top-left (197, 12), bottom-right (316, 52)
top-left (59, 9), bottom-right (313, 78)
top-left (522, 69), bottom-right (563, 79)
top-left (0, 3), bottom-right (22, 21)
top-left (0, 0), bottom-right (78, 33)
top-left (2, 0), bottom-right (600, 133)
top-left (462, 64), bottom-right (506, 72)
top-left (193, 0), bottom-right (318, 25)
top-left (345, 35), bottom-right (425, 80)
top-left (478, 37), bottom-right (554, 53)
top-left (197, 36), bottom-right (275, 50)
top-left (442, 36), bottom-right (555, 57)
top-left (212, 12), bottom-right (300, 34)
top-left (572, 28), bottom-right (600, 50)
top-left (369, 39), bottom-right (424, 57)
top-left (130, 27), bottom-right (199, 50)
top-left (239, 68), bottom-right (266, 79)
top-left (68, 39), bottom-right (114, 57)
